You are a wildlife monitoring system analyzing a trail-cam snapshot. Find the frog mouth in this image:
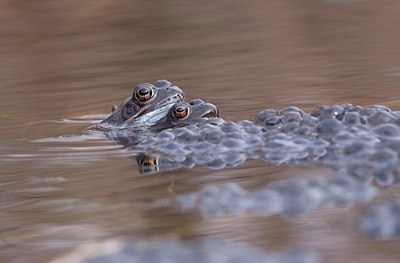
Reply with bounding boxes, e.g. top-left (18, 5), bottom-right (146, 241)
top-left (194, 103), bottom-right (222, 126)
top-left (200, 103), bottom-right (219, 119)
top-left (202, 108), bottom-right (219, 118)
